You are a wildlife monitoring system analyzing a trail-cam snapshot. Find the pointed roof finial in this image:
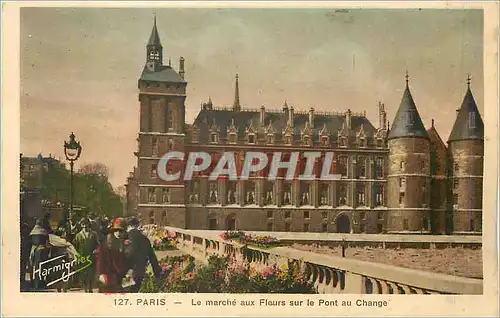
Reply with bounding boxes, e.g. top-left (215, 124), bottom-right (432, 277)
top-left (432, 118), bottom-right (434, 127)
top-left (169, 57), bottom-right (171, 67)
top-left (467, 73), bottom-right (471, 88)
top-left (148, 12), bottom-right (162, 47)
top-left (233, 73), bottom-right (241, 112)
top-left (154, 11), bottom-right (157, 25)
top-left (405, 70), bottom-right (409, 87)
